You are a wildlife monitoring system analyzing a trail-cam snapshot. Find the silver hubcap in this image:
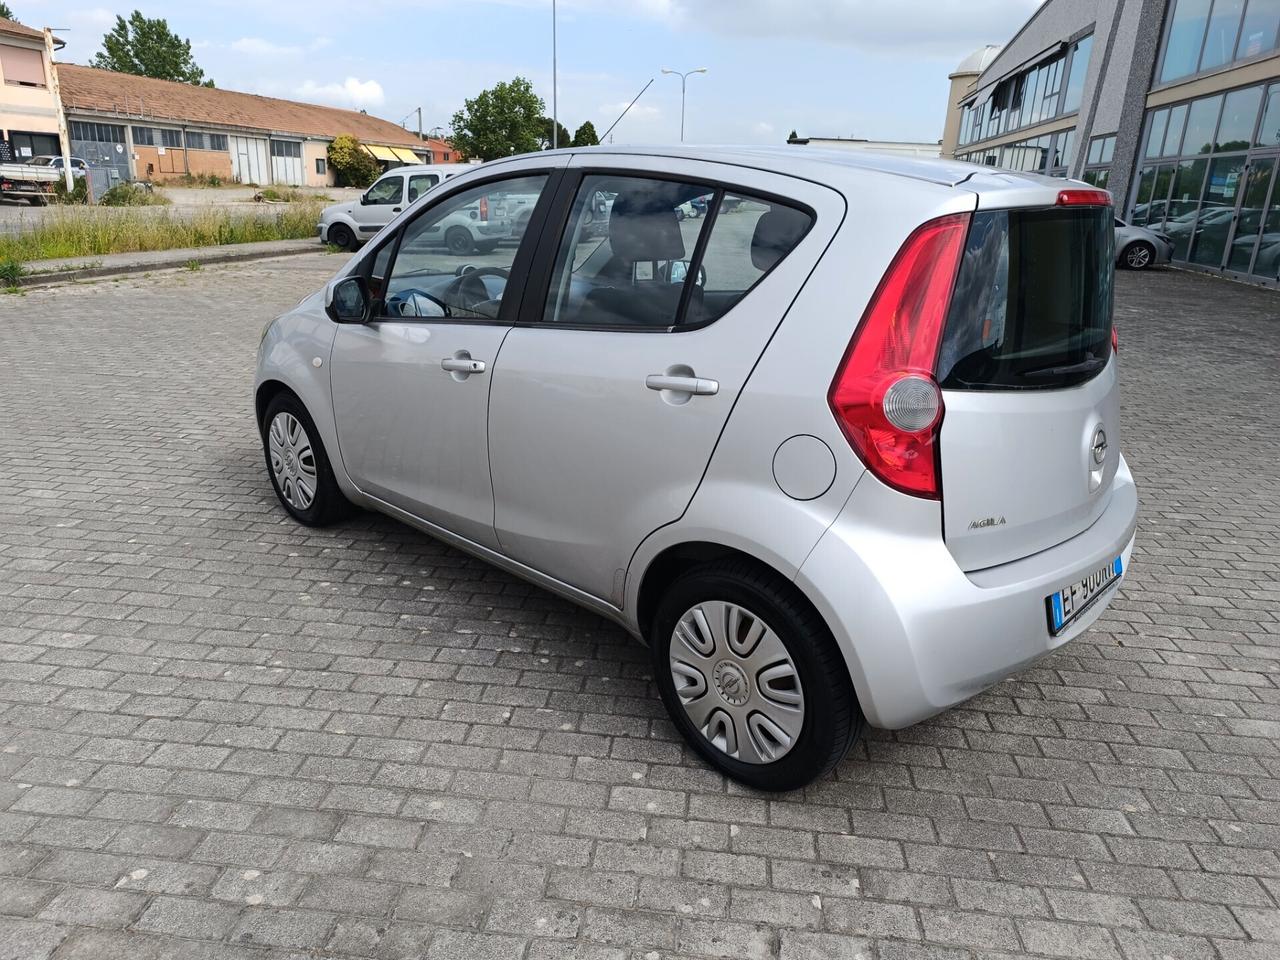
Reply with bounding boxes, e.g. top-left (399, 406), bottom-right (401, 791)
top-left (1127, 246), bottom-right (1151, 268)
top-left (268, 412), bottom-right (317, 510)
top-left (669, 601), bottom-right (805, 764)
